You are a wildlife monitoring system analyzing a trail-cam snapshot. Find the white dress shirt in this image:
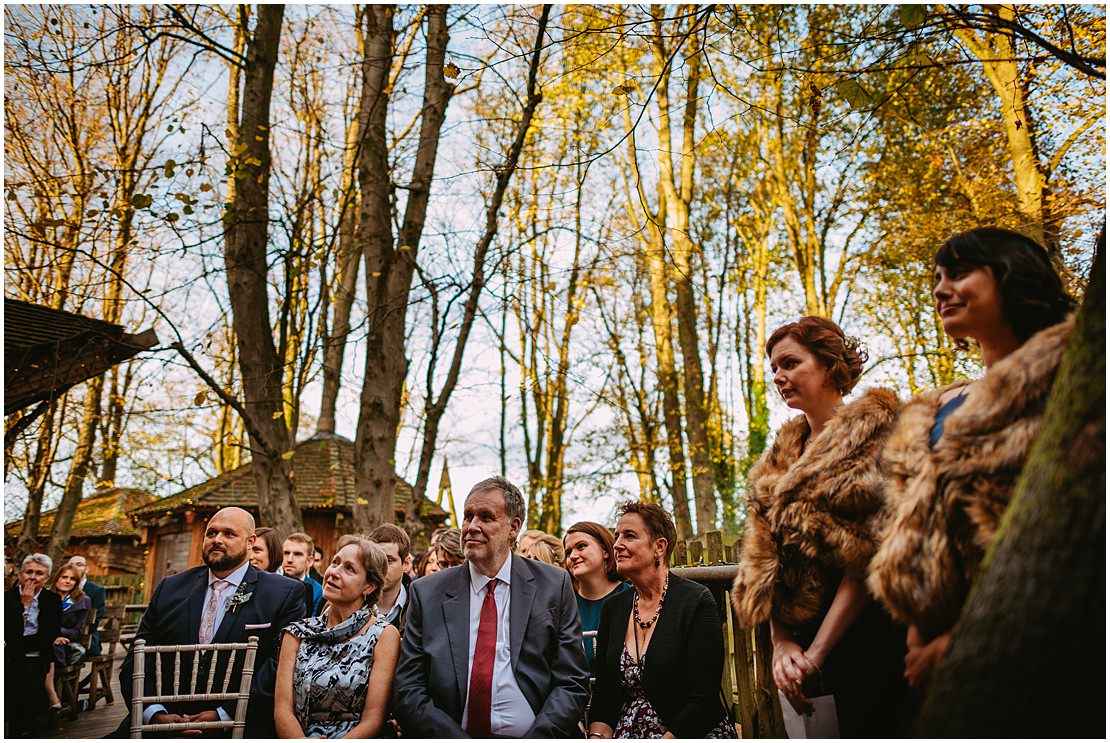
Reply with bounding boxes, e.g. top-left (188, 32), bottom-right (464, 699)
top-left (22, 589), bottom-right (41, 656)
top-left (461, 557), bottom-right (535, 736)
top-left (143, 561), bottom-right (251, 724)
